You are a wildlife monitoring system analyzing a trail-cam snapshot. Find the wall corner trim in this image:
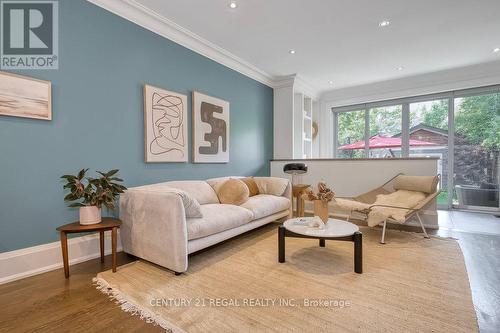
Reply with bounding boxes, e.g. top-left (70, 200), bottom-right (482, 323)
top-left (0, 232), bottom-right (122, 285)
